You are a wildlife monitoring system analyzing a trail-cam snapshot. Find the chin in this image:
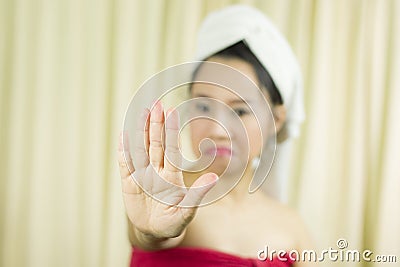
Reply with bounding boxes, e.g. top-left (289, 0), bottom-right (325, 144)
top-left (207, 157), bottom-right (245, 177)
